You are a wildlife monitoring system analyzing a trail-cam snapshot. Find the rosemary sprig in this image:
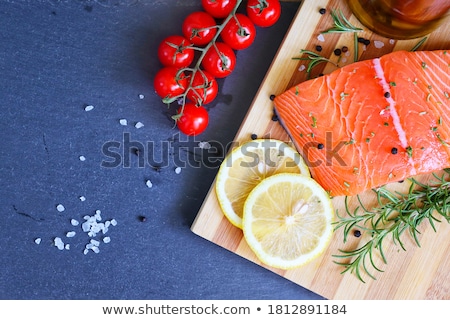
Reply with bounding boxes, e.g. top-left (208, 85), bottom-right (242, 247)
top-left (322, 9), bottom-right (363, 34)
top-left (292, 50), bottom-right (338, 78)
top-left (333, 169), bottom-right (450, 282)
